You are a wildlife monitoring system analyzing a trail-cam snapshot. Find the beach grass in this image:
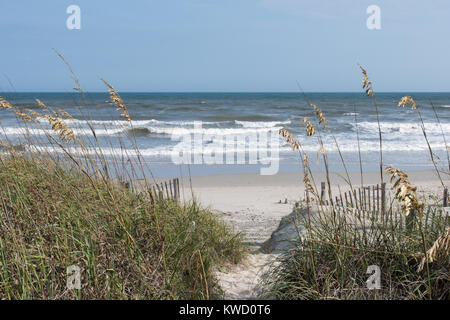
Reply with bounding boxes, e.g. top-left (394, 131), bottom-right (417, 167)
top-left (0, 55), bottom-right (448, 300)
top-left (261, 201), bottom-right (449, 299)
top-left (267, 66), bottom-right (449, 300)
top-left (0, 151), bottom-right (245, 299)
top-left (0, 53), bottom-right (246, 299)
